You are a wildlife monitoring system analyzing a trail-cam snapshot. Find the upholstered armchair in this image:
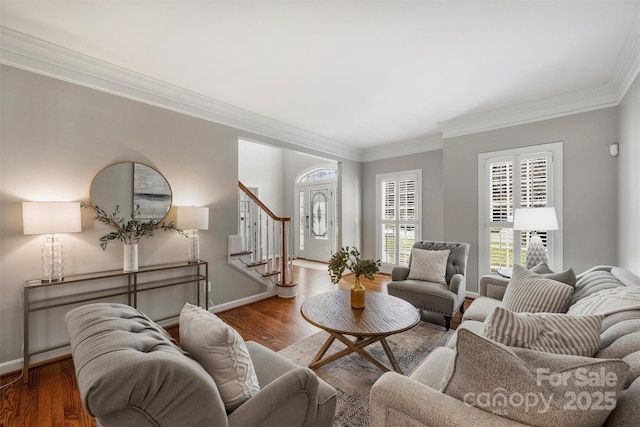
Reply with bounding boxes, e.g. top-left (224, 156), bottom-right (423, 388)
top-left (387, 241), bottom-right (470, 330)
